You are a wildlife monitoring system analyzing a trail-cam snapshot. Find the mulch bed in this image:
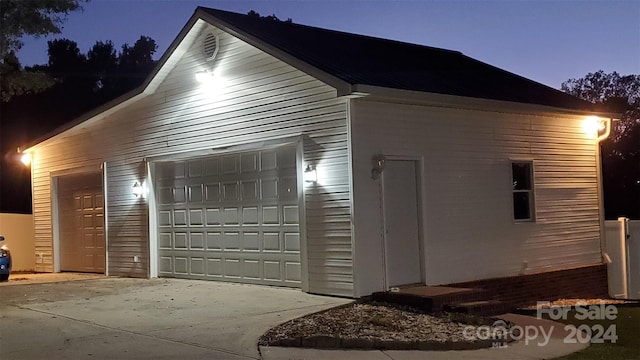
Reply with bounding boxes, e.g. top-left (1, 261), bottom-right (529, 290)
top-left (259, 301), bottom-right (511, 350)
